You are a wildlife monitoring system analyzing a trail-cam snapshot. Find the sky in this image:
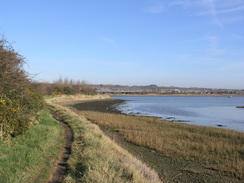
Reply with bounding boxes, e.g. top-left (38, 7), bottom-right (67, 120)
top-left (1, 0), bottom-right (244, 89)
